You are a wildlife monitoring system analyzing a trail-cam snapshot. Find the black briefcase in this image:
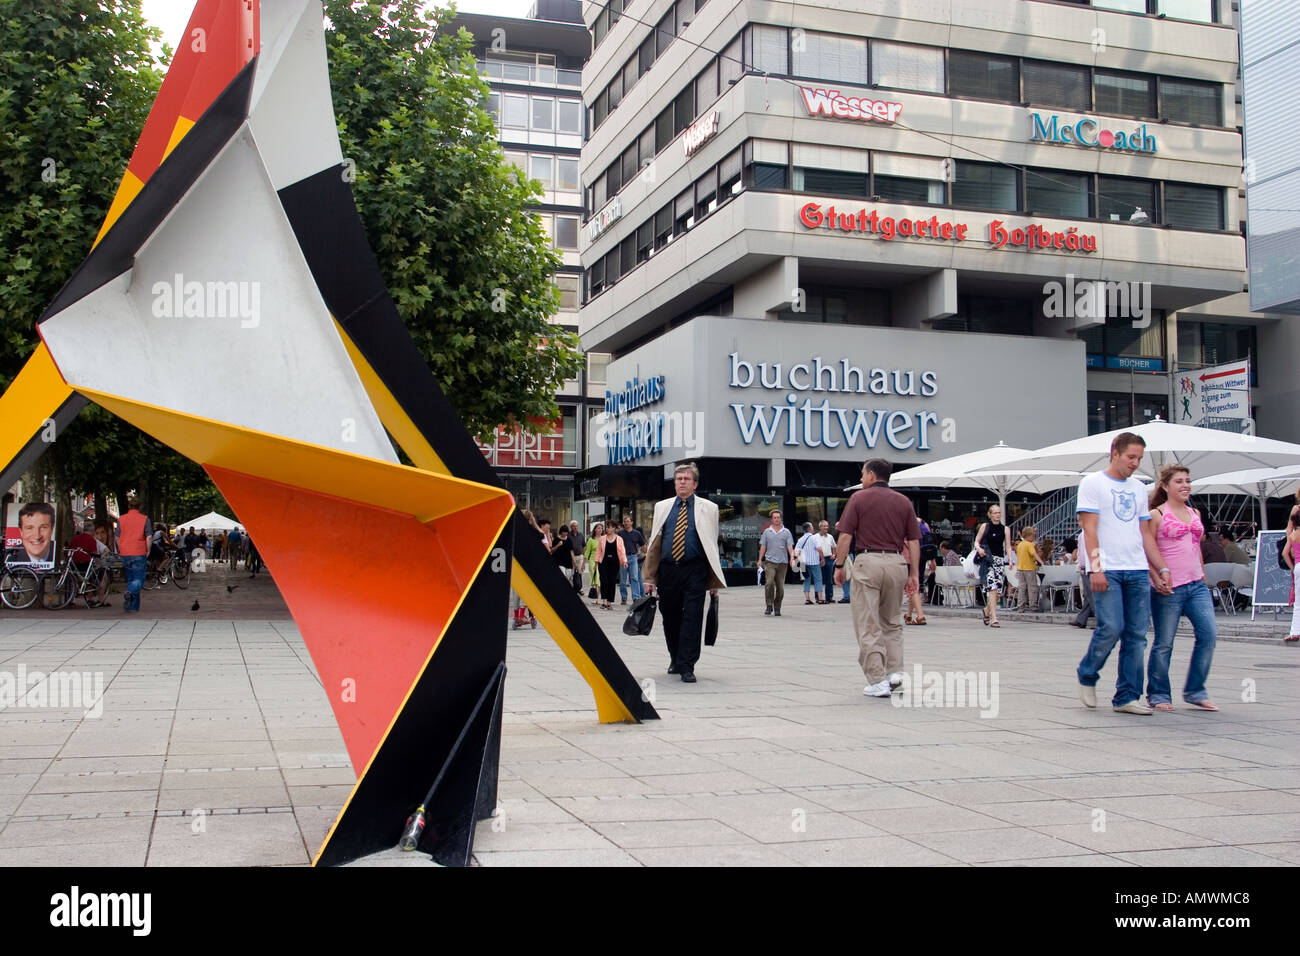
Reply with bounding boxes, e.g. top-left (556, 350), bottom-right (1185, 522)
top-left (704, 593), bottom-right (719, 646)
top-left (622, 595), bottom-right (657, 636)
